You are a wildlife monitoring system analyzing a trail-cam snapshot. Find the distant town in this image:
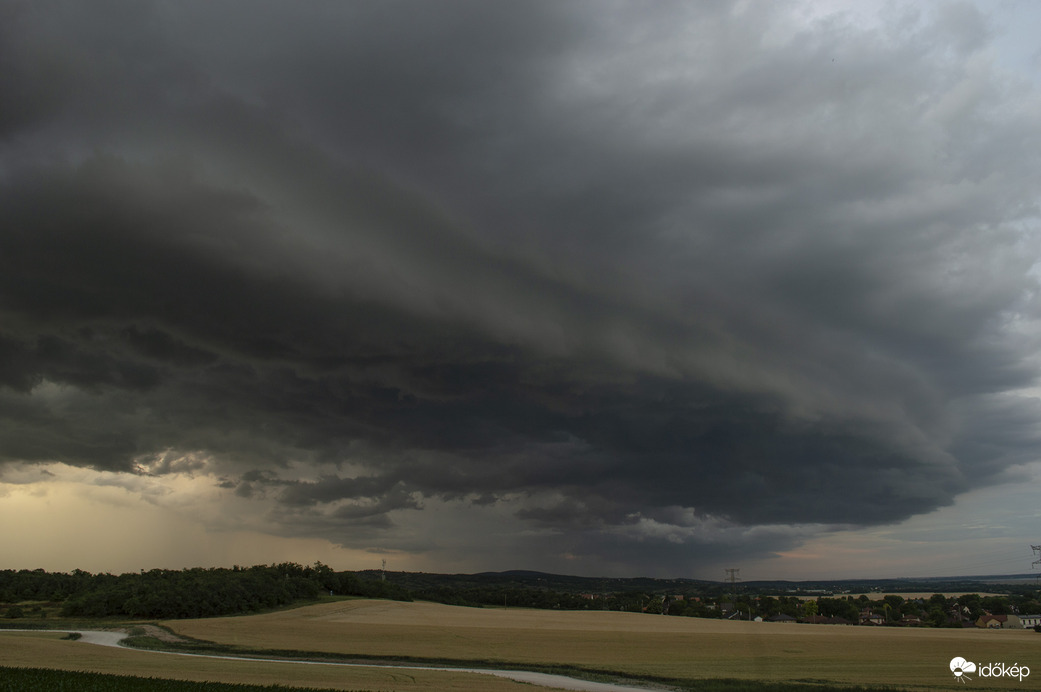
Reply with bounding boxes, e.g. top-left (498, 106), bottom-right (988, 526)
top-left (359, 569), bottom-right (1041, 630)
